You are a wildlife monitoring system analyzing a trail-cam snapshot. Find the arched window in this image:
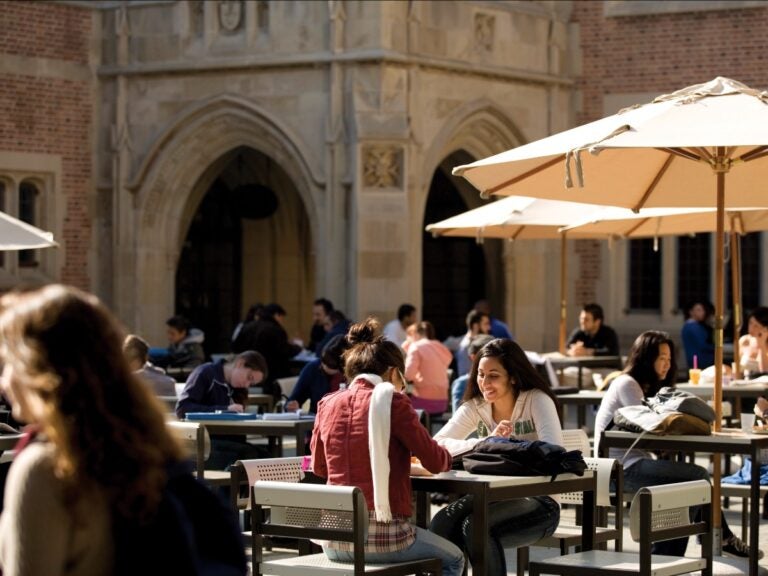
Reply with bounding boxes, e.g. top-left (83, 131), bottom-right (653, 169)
top-left (18, 180), bottom-right (39, 267)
